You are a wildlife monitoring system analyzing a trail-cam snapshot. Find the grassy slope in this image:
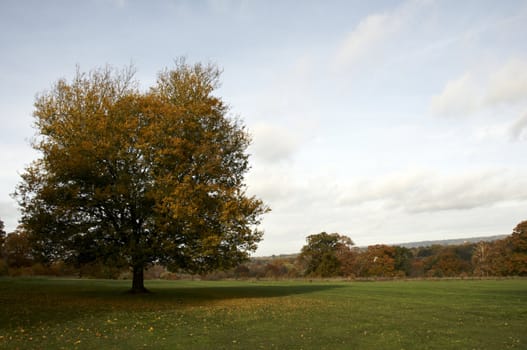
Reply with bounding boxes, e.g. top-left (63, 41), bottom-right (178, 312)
top-left (0, 278), bottom-right (526, 349)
